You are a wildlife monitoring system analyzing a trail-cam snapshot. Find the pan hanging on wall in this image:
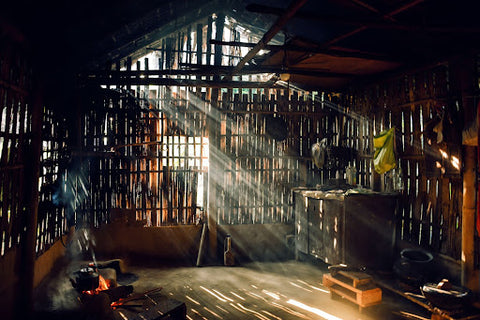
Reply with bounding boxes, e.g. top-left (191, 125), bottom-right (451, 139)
top-left (265, 115), bottom-right (288, 141)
